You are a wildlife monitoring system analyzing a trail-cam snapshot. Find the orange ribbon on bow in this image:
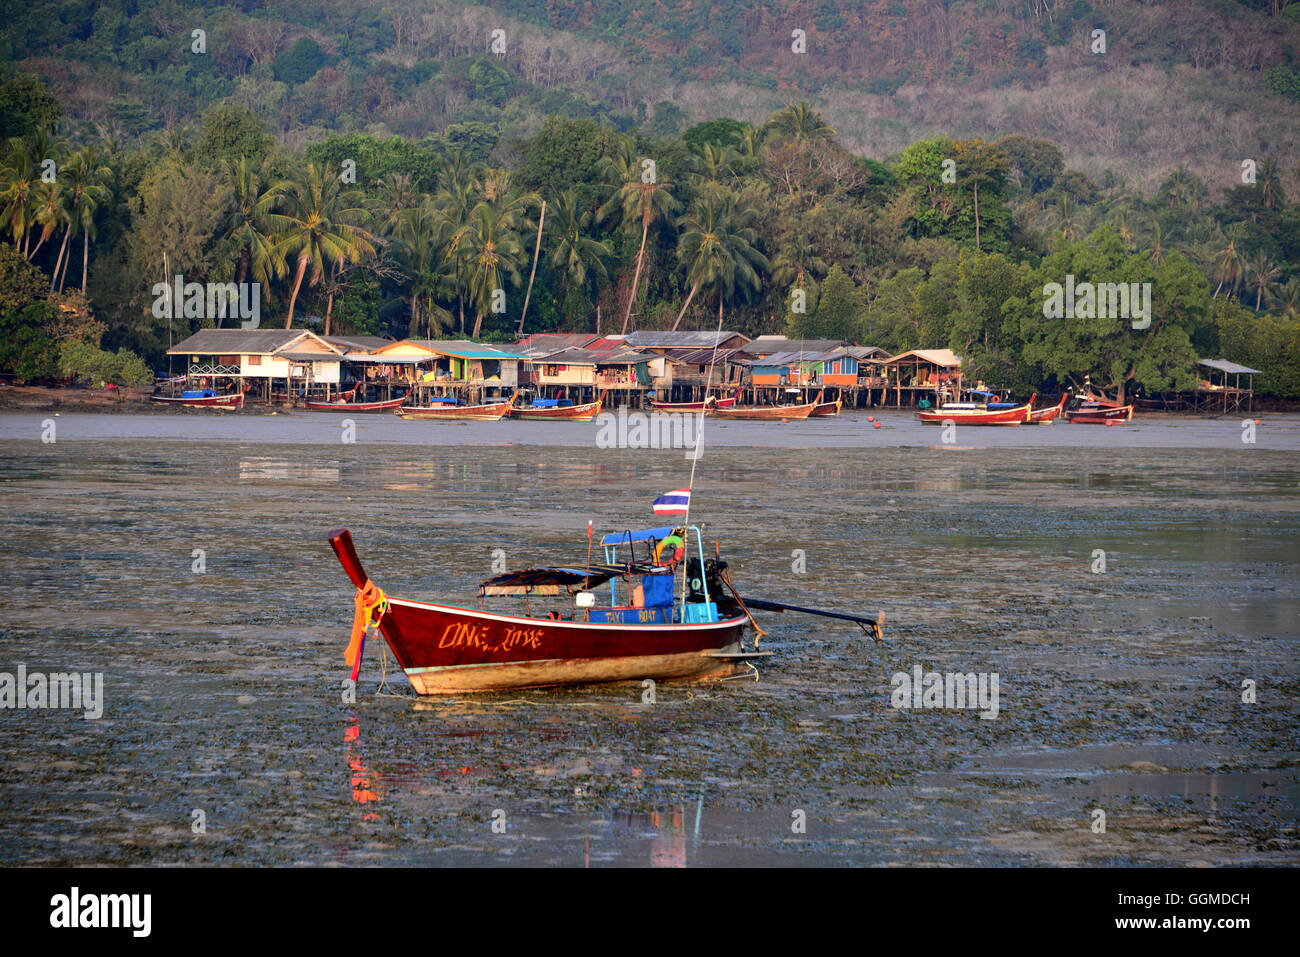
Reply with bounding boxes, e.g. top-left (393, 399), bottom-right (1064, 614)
top-left (345, 581), bottom-right (388, 680)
